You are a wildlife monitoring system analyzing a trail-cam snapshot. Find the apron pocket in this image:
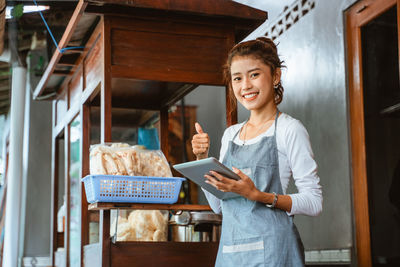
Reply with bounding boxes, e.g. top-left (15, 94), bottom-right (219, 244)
top-left (222, 237), bottom-right (265, 266)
